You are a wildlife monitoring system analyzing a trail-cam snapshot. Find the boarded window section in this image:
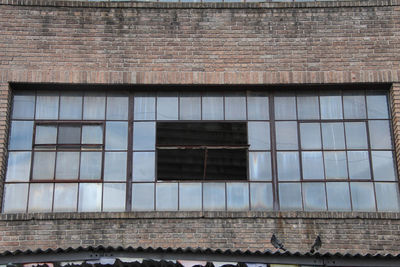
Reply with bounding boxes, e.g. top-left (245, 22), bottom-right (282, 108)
top-left (157, 122), bottom-right (248, 180)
